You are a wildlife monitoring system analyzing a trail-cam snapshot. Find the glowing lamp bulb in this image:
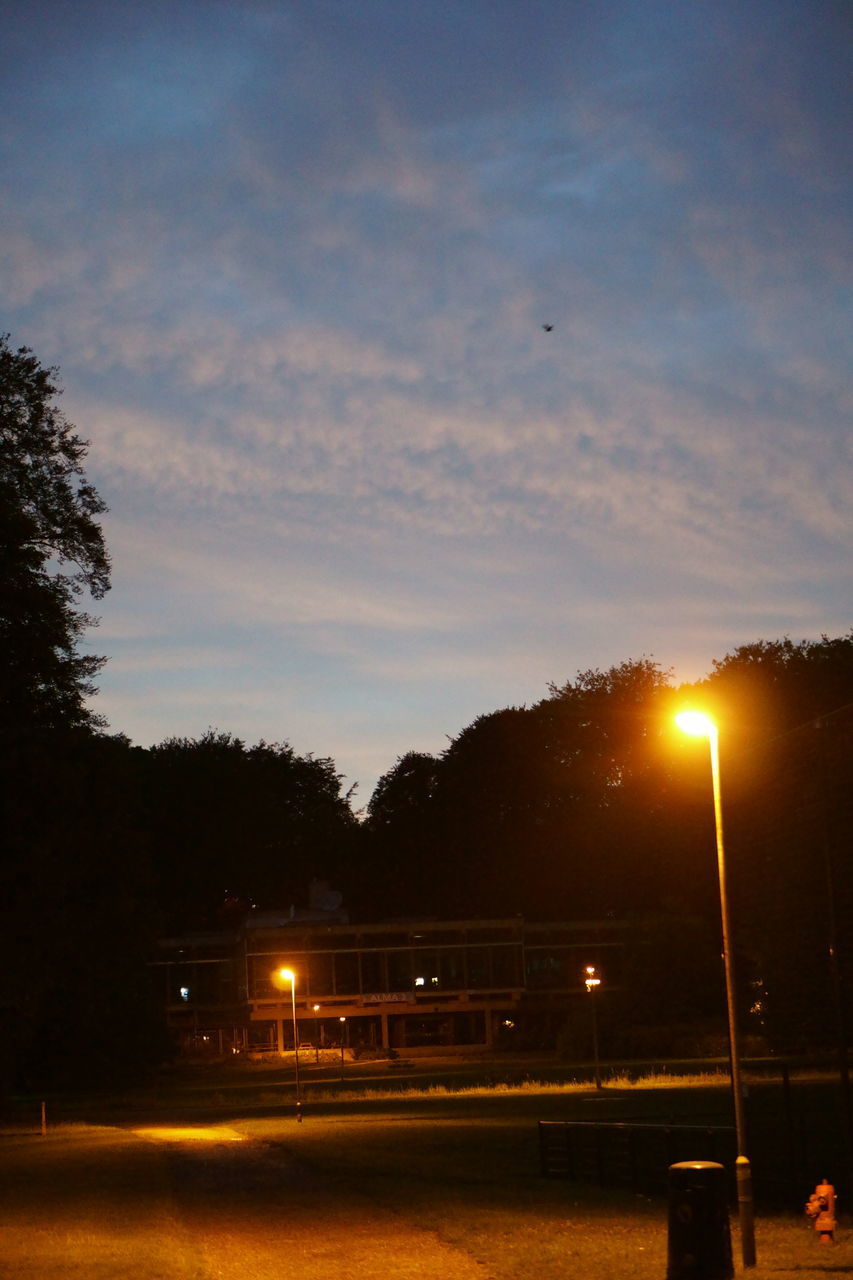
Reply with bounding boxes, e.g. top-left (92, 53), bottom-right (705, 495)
top-left (675, 710), bottom-right (716, 738)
